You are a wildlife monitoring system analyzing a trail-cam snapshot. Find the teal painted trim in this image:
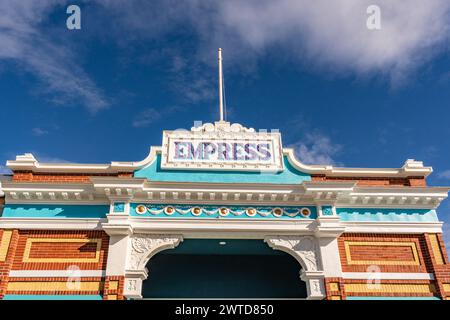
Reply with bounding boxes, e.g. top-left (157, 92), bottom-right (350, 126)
top-left (2, 295), bottom-right (103, 300)
top-left (134, 154), bottom-right (311, 184)
top-left (336, 208), bottom-right (438, 222)
top-left (113, 202), bottom-right (125, 213)
top-left (346, 296), bottom-right (440, 300)
top-left (1, 204), bottom-right (109, 218)
top-left (322, 206), bottom-right (333, 216)
top-left (130, 203), bottom-right (317, 219)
